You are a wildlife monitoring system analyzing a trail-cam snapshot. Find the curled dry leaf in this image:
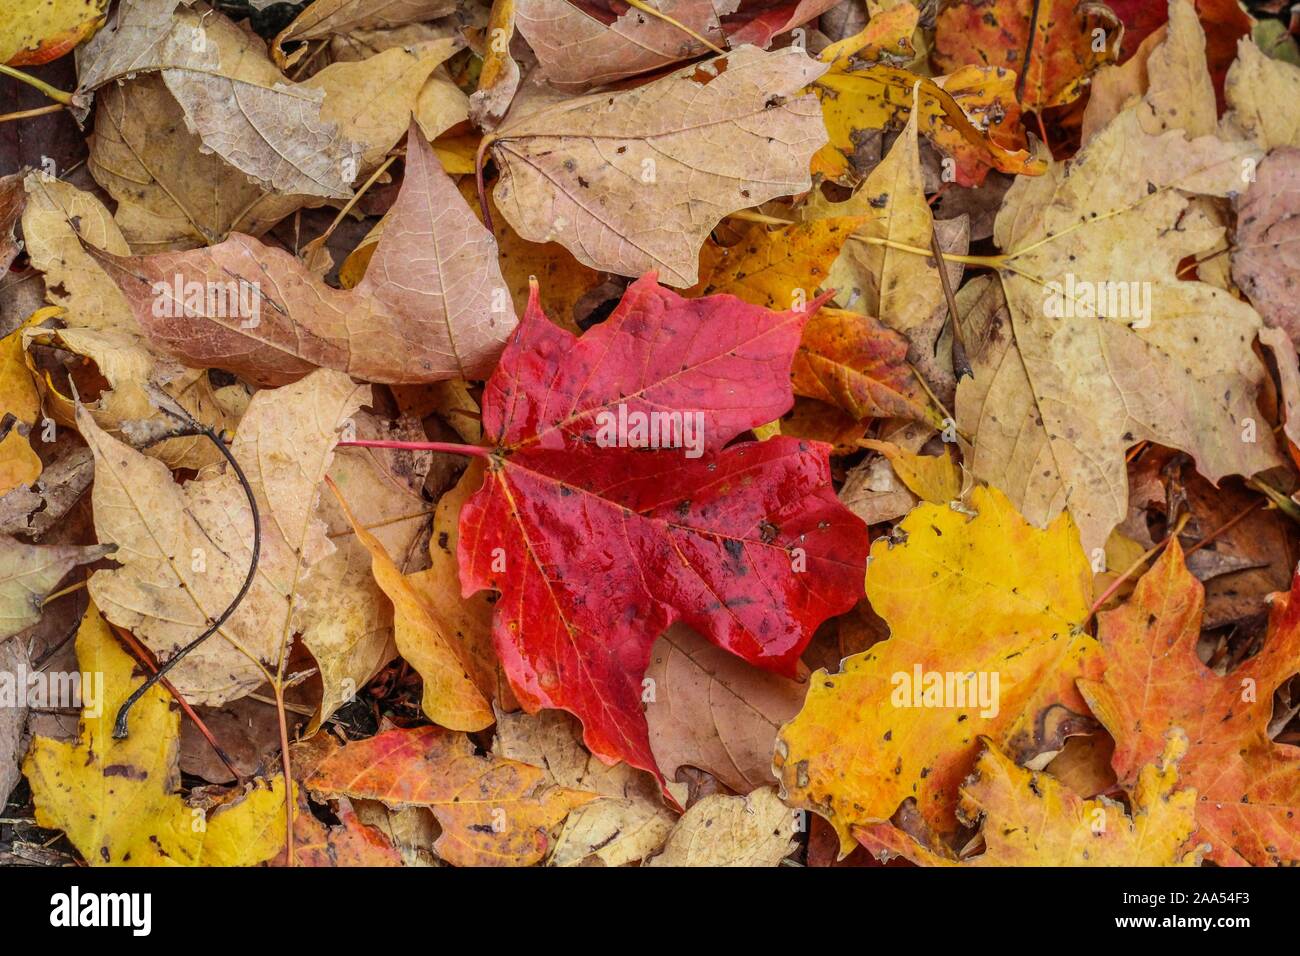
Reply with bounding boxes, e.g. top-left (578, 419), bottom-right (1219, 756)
top-left (97, 127), bottom-right (517, 386)
top-left (857, 439), bottom-right (960, 504)
top-left (27, 325), bottom-right (232, 471)
top-left (791, 307), bottom-right (932, 423)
